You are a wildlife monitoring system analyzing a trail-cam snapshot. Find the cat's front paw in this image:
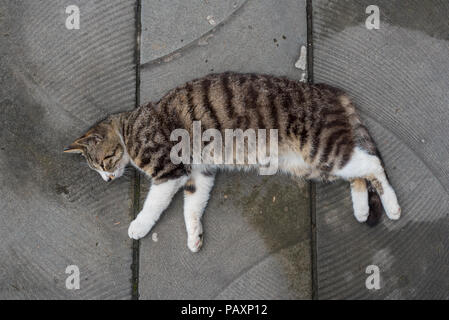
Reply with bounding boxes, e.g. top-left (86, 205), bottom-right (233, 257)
top-left (128, 218), bottom-right (152, 240)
